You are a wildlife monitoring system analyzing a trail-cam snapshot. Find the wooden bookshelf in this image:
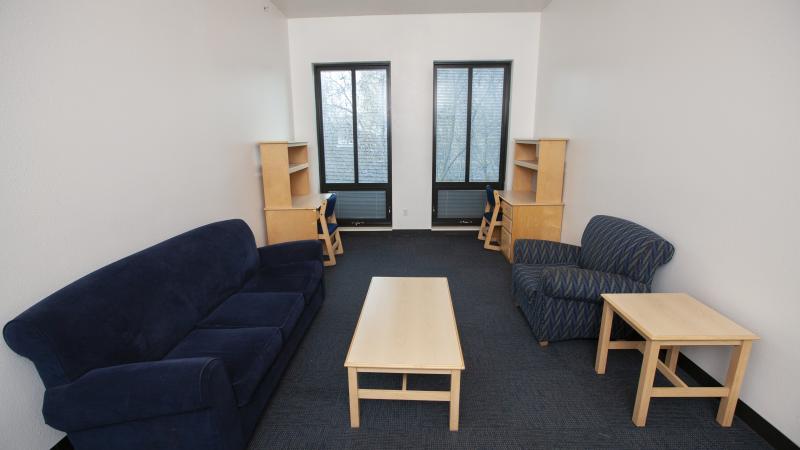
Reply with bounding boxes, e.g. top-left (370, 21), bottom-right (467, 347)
top-left (499, 138), bottom-right (568, 262)
top-left (259, 141), bottom-right (327, 244)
